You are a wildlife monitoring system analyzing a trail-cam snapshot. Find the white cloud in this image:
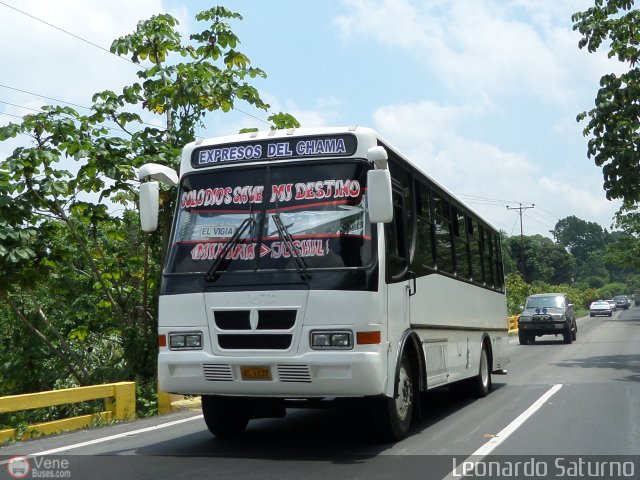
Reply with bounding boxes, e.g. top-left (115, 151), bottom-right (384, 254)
top-left (334, 0), bottom-right (609, 104)
top-left (369, 97), bottom-right (619, 235)
top-left (0, 0), bottom-right (169, 109)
